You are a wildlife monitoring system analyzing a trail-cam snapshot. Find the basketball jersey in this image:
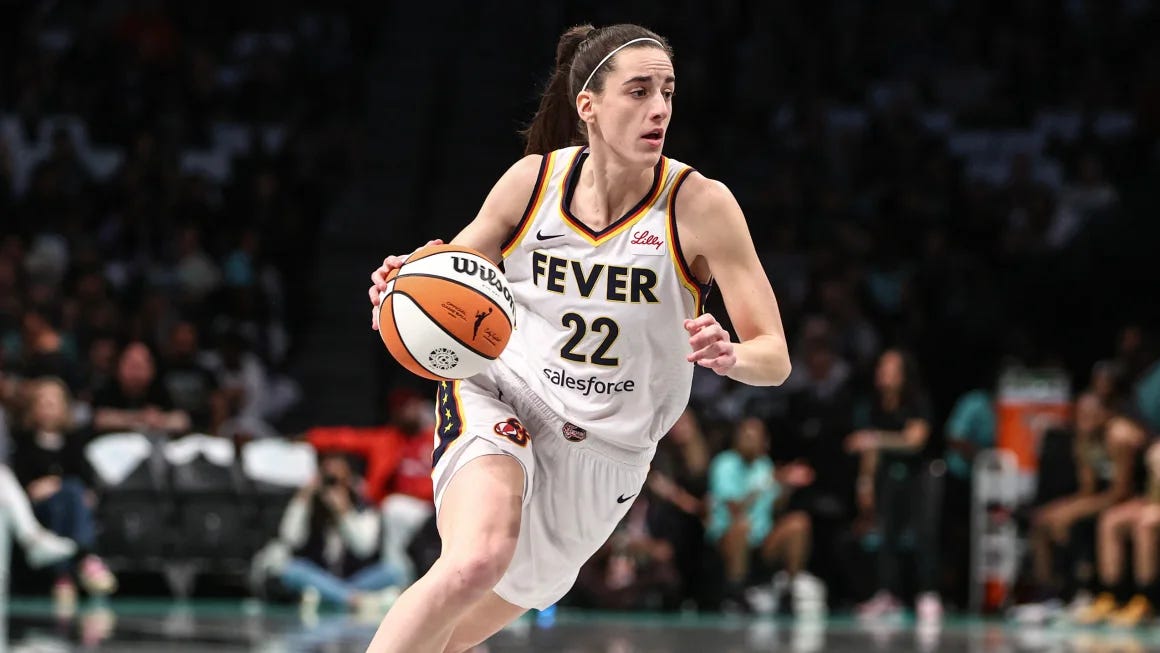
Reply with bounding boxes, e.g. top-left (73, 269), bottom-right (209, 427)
top-left (498, 146), bottom-right (710, 451)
